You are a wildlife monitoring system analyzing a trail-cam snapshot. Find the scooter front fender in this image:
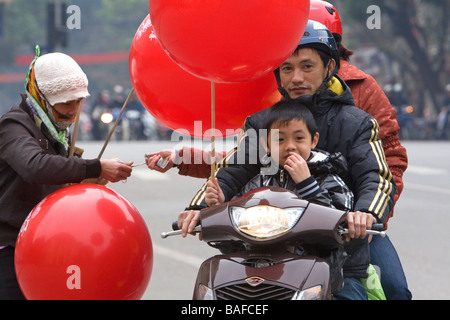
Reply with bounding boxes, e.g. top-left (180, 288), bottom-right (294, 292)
top-left (193, 252), bottom-right (331, 300)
